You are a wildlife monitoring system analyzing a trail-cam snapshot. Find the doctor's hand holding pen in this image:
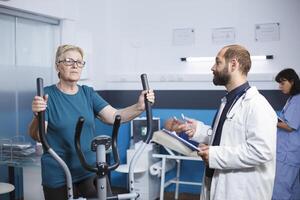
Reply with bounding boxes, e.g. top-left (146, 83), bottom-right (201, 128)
top-left (176, 115), bottom-right (210, 164)
top-left (176, 115), bottom-right (198, 138)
